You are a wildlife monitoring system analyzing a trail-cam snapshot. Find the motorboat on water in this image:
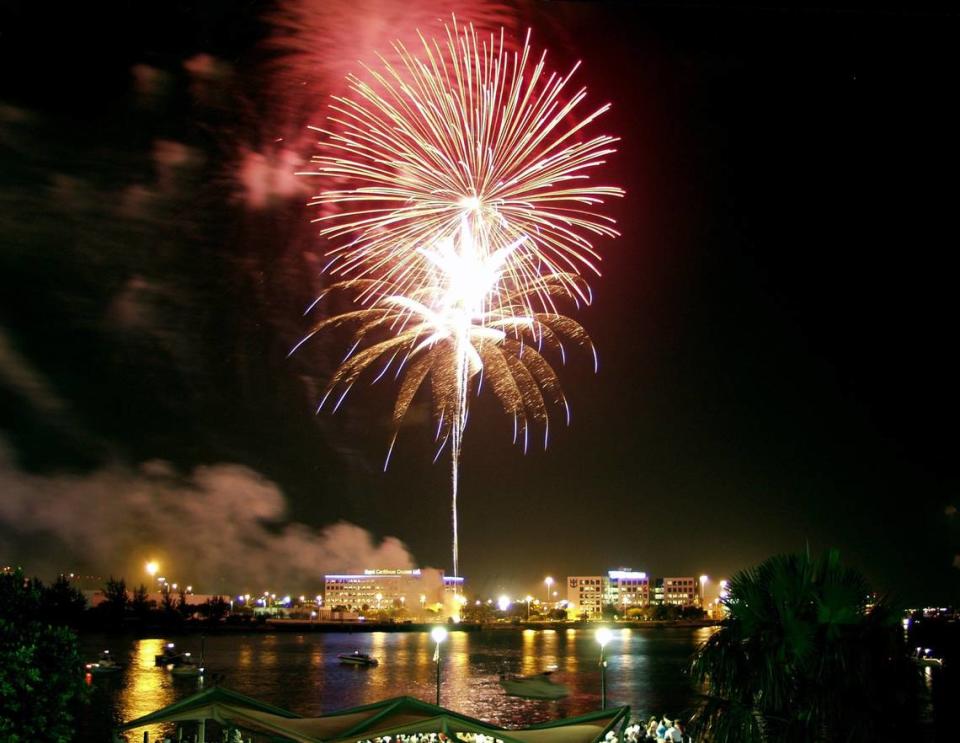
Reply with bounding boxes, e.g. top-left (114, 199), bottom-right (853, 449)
top-left (914, 647), bottom-right (945, 668)
top-left (337, 650), bottom-right (379, 667)
top-left (500, 670), bottom-right (569, 700)
top-left (85, 650), bottom-right (121, 675)
top-left (170, 651), bottom-right (204, 677)
top-left (155, 642), bottom-right (185, 667)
